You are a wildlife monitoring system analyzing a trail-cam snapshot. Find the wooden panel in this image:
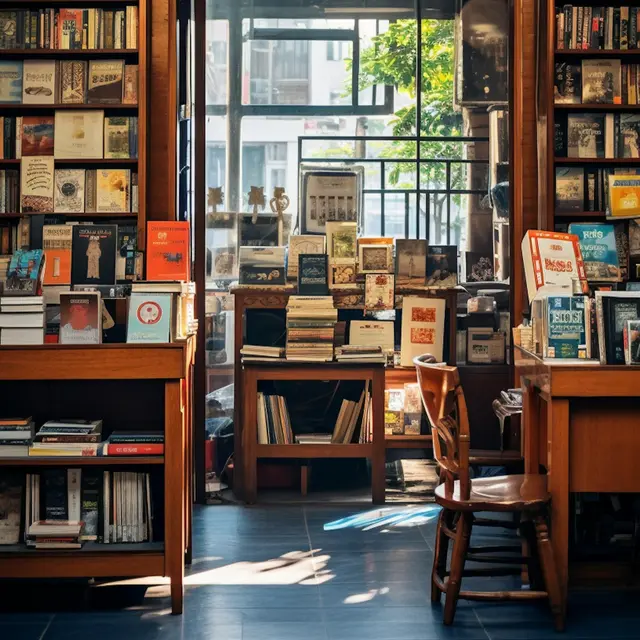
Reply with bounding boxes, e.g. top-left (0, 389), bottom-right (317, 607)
top-left (385, 435), bottom-right (433, 449)
top-left (249, 364), bottom-right (379, 382)
top-left (256, 444), bottom-right (373, 459)
top-left (551, 368), bottom-right (640, 397)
